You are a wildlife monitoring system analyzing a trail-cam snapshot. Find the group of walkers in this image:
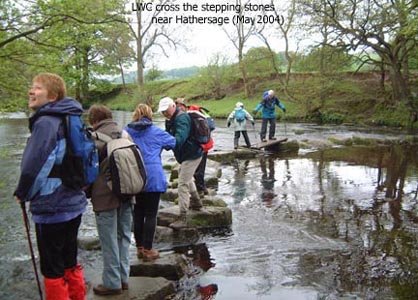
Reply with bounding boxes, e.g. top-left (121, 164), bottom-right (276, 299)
top-left (227, 89), bottom-right (286, 148)
top-left (13, 72), bottom-right (286, 299)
